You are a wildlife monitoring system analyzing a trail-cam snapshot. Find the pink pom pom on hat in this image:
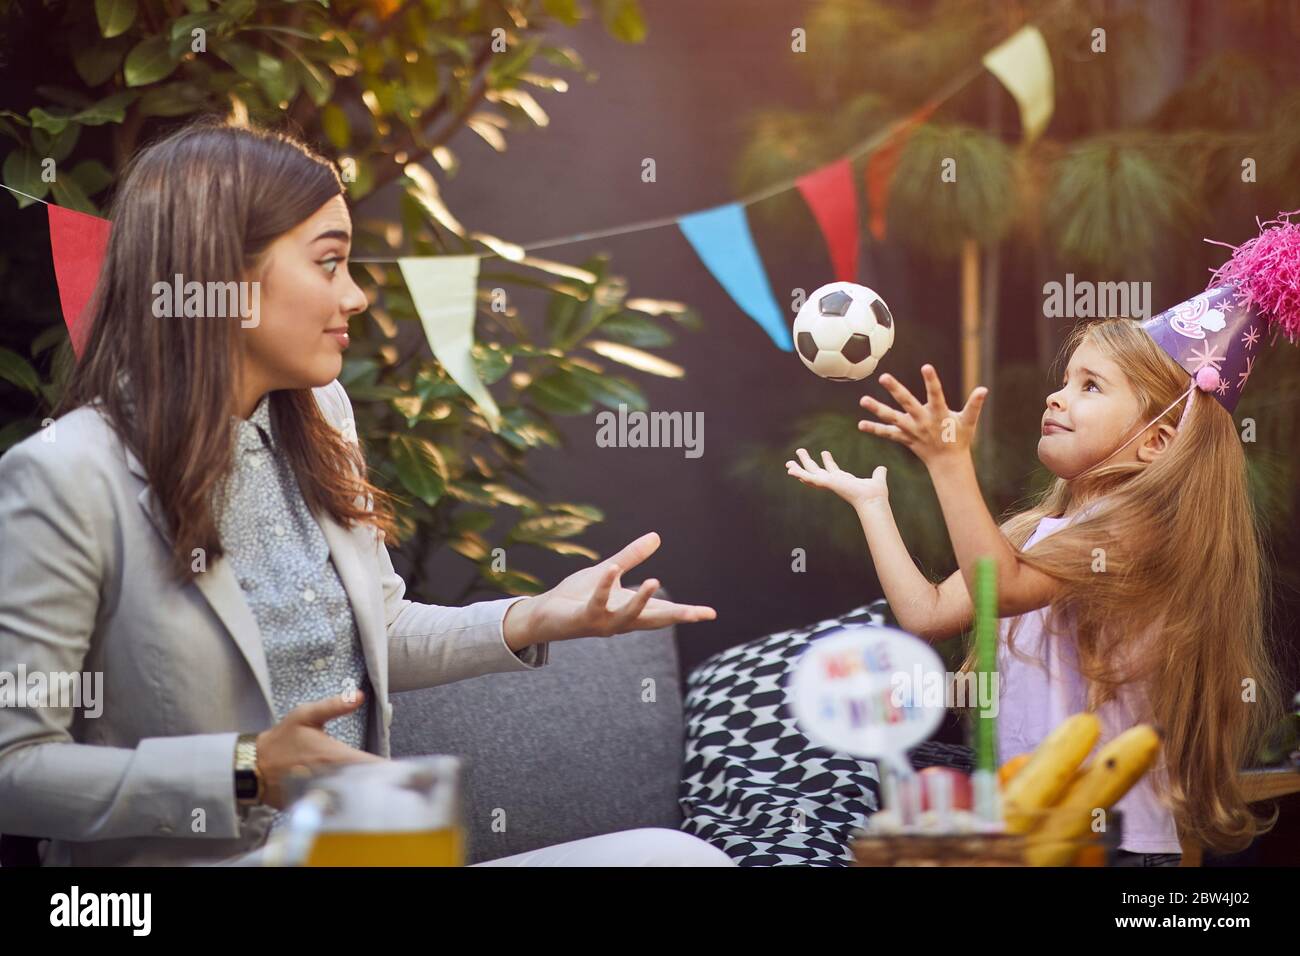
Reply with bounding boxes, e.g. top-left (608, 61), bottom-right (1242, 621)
top-left (1141, 210), bottom-right (1300, 417)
